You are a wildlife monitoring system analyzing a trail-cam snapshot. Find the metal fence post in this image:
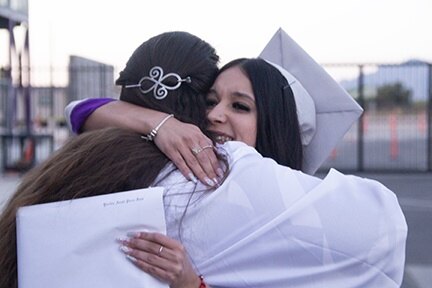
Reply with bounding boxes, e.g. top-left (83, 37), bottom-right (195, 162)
top-left (428, 64), bottom-right (432, 171)
top-left (357, 65), bottom-right (365, 172)
top-left (6, 19), bottom-right (15, 133)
